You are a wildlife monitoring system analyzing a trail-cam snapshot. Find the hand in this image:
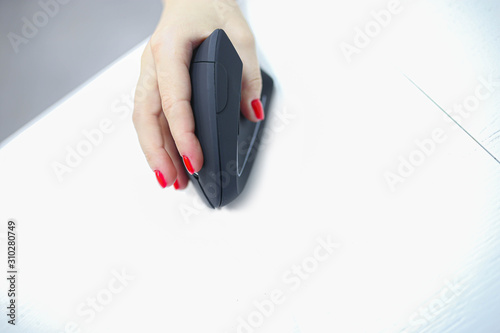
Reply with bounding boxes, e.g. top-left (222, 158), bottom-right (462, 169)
top-left (133, 0), bottom-right (264, 190)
